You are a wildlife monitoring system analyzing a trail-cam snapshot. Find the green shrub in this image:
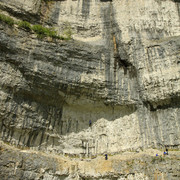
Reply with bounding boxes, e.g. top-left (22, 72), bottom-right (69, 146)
top-left (18, 21), bottom-right (31, 31)
top-left (32, 24), bottom-right (47, 38)
top-left (0, 13), bottom-right (69, 40)
top-left (47, 28), bottom-right (58, 38)
top-left (55, 35), bottom-right (66, 40)
top-left (32, 24), bottom-right (59, 39)
top-left (0, 13), bottom-right (14, 26)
